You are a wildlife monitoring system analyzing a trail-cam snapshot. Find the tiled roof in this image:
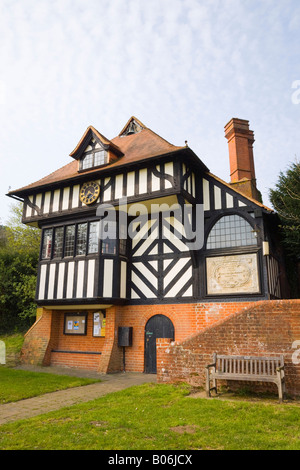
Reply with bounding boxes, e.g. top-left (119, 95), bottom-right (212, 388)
top-left (8, 119), bottom-right (185, 195)
top-left (7, 116), bottom-right (272, 213)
